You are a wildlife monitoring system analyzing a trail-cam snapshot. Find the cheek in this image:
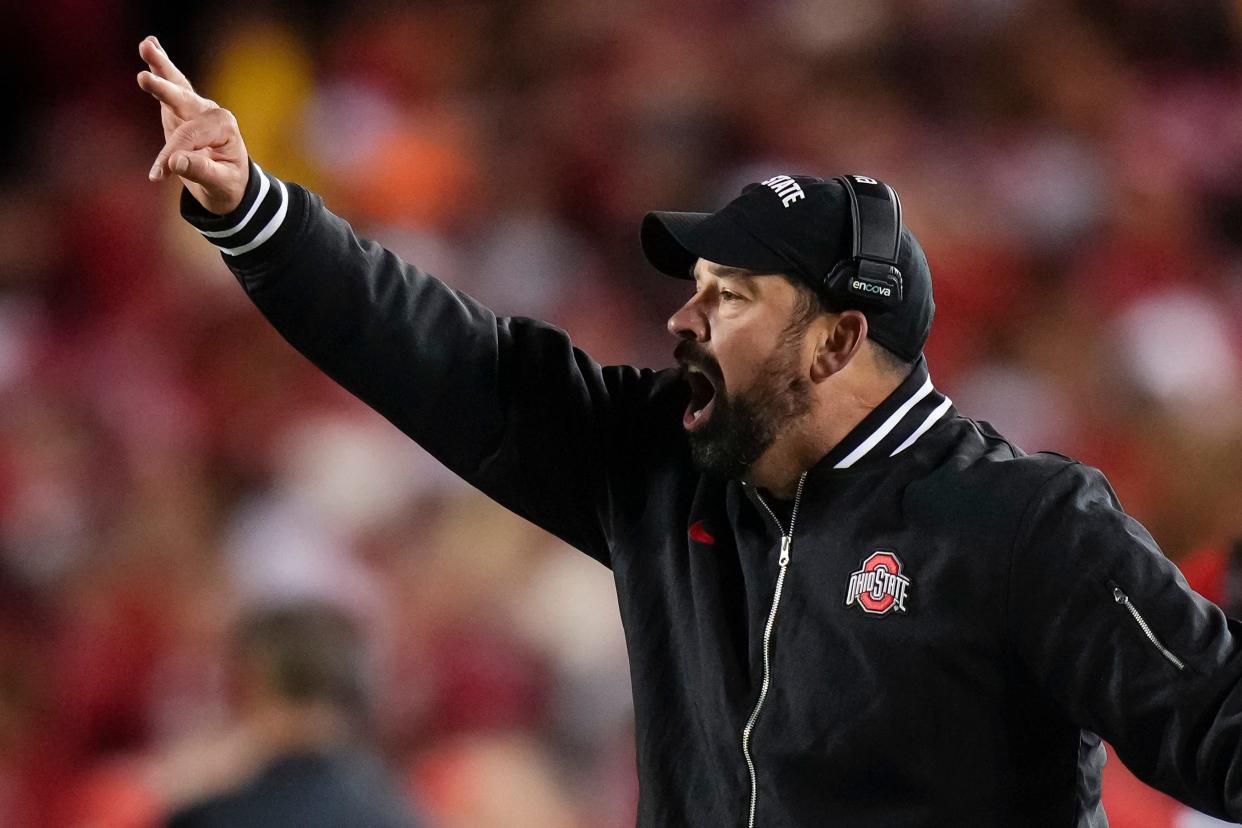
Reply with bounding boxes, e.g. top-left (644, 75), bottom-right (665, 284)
top-left (714, 331), bottom-right (776, 392)
top-left (731, 332), bottom-right (814, 395)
